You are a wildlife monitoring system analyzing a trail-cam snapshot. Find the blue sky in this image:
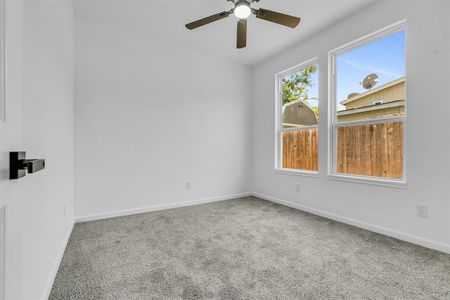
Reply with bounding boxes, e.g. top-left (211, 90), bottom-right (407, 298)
top-left (305, 68), bottom-right (319, 108)
top-left (281, 30), bottom-right (405, 114)
top-left (336, 30), bottom-right (405, 110)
